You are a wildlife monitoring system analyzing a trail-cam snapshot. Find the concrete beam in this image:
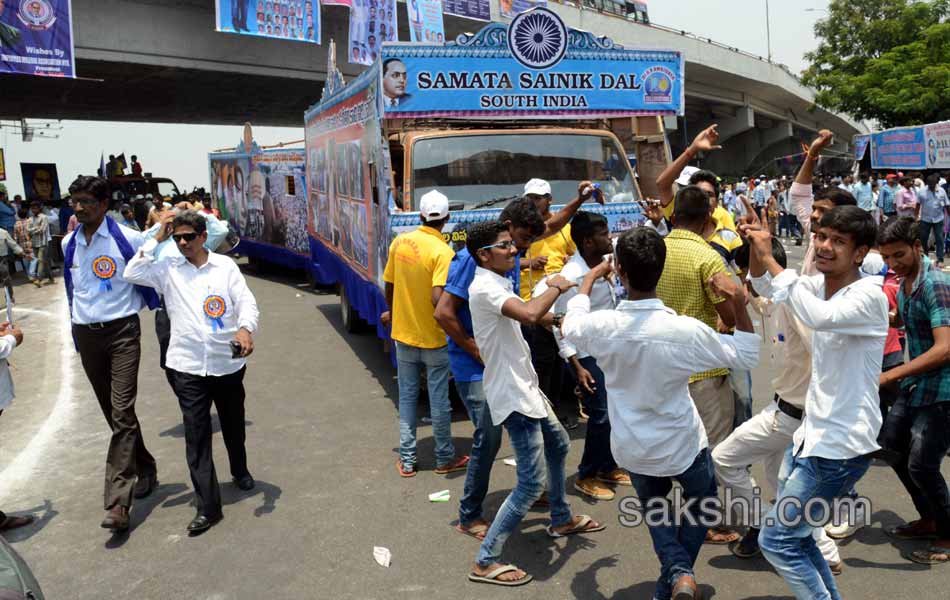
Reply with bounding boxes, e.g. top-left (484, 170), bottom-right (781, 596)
top-left (709, 106), bottom-right (755, 143)
top-left (761, 121), bottom-right (794, 149)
